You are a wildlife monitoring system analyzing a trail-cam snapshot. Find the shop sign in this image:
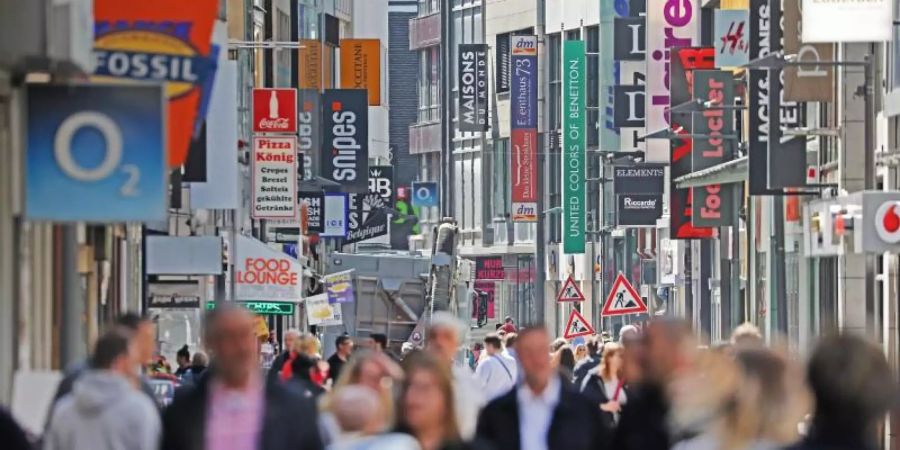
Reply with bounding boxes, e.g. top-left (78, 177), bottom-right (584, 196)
top-left (618, 194), bottom-right (664, 227)
top-left (340, 39), bottom-right (381, 105)
top-left (713, 9), bottom-right (749, 68)
top-left (475, 257), bottom-right (506, 280)
top-left (802, 0), bottom-right (893, 43)
top-left (251, 136), bottom-right (297, 219)
top-left (252, 88), bottom-right (297, 133)
top-left (206, 301), bottom-right (295, 316)
top-left (458, 44), bottom-right (489, 132)
top-left (322, 193), bottom-right (349, 237)
top-left (325, 270), bottom-right (356, 304)
top-left (510, 35), bottom-right (539, 222)
top-left (321, 89), bottom-right (369, 193)
top-left (691, 70), bottom-right (736, 227)
top-left (613, 164), bottom-right (665, 194)
top-left (234, 234), bottom-right (303, 302)
top-left (562, 40), bottom-right (586, 254)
